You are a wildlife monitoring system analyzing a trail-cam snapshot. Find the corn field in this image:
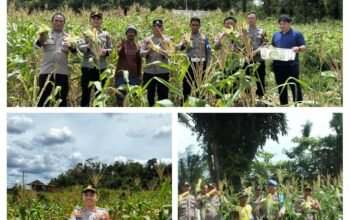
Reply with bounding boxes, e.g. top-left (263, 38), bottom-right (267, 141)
top-left (188, 171), bottom-right (343, 220)
top-left (7, 3), bottom-right (343, 107)
top-left (7, 179), bottom-right (171, 219)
